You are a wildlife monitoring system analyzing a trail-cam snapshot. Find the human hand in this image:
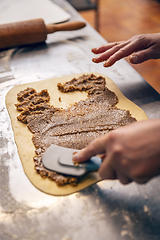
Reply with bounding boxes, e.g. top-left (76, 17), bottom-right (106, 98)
top-left (72, 119), bottom-right (160, 184)
top-left (92, 33), bottom-right (160, 67)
